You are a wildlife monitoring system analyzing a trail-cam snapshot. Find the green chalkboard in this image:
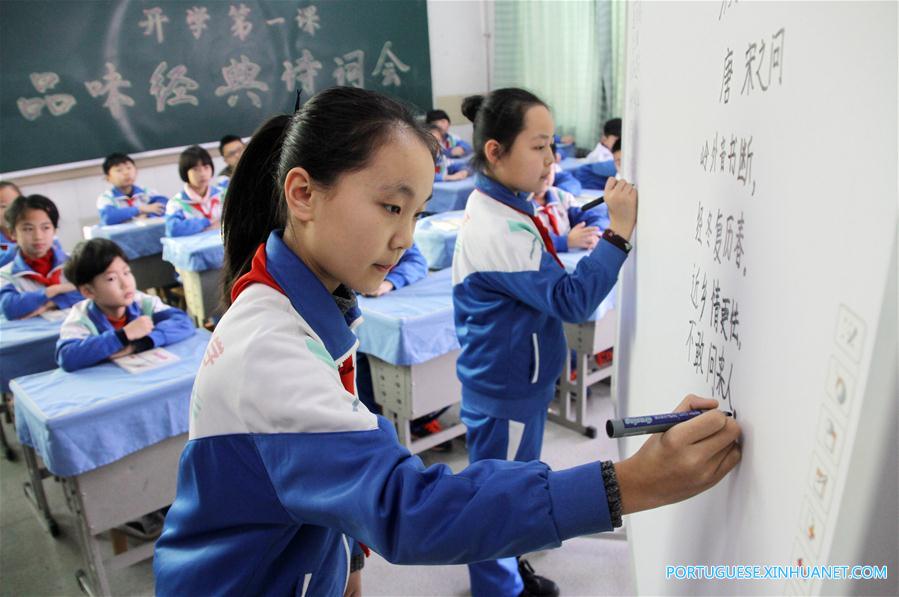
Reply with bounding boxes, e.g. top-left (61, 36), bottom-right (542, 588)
top-left (0, 0), bottom-right (432, 173)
